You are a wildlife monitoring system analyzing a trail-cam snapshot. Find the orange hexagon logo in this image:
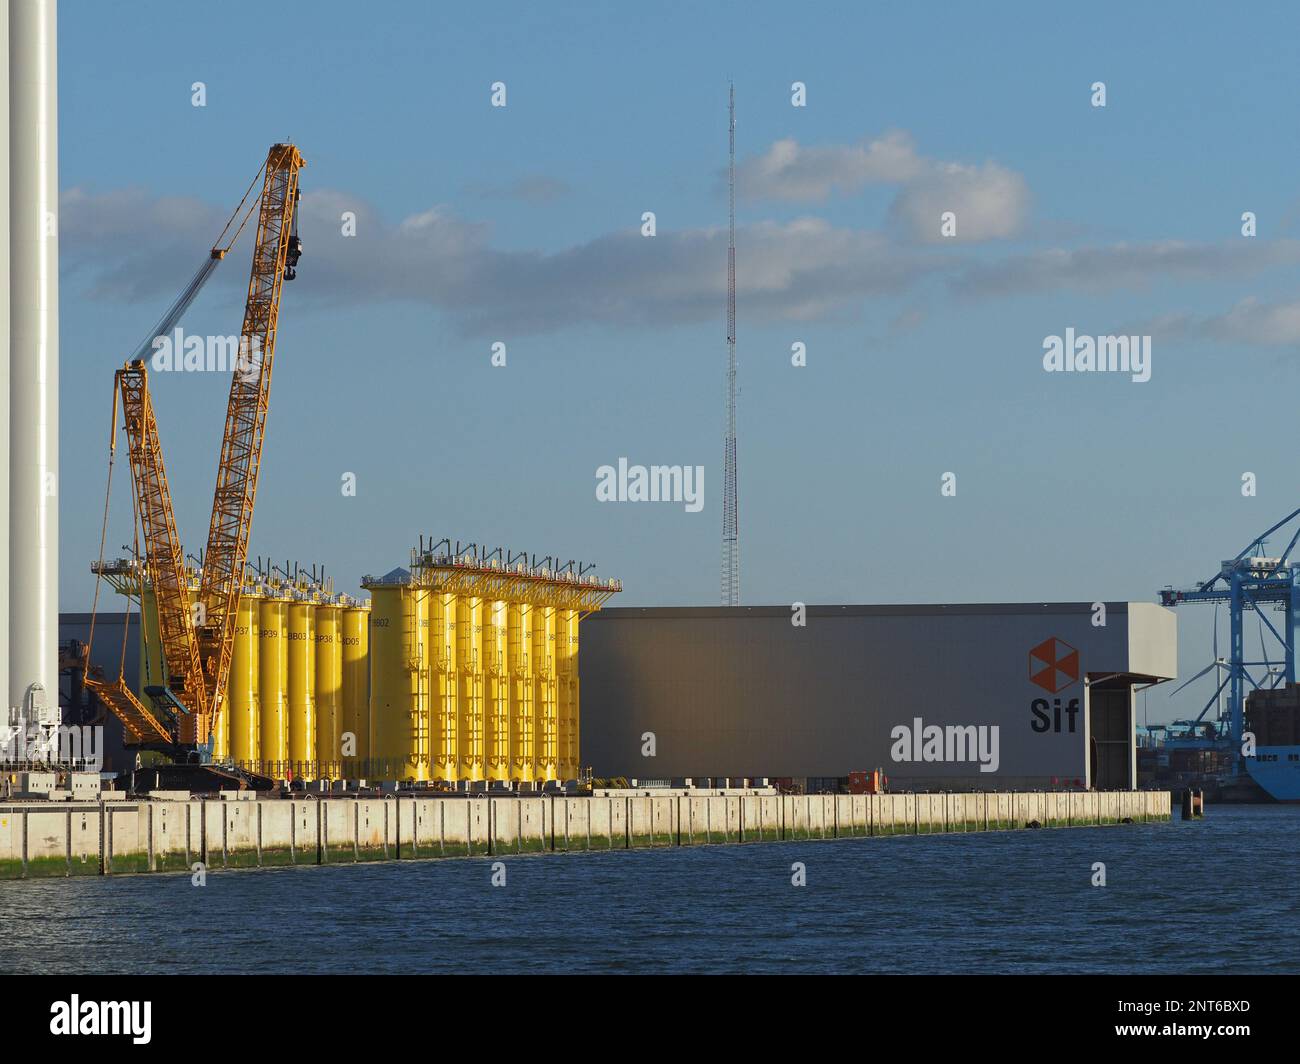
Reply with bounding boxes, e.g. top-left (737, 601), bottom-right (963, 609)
top-left (1029, 637), bottom-right (1079, 694)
